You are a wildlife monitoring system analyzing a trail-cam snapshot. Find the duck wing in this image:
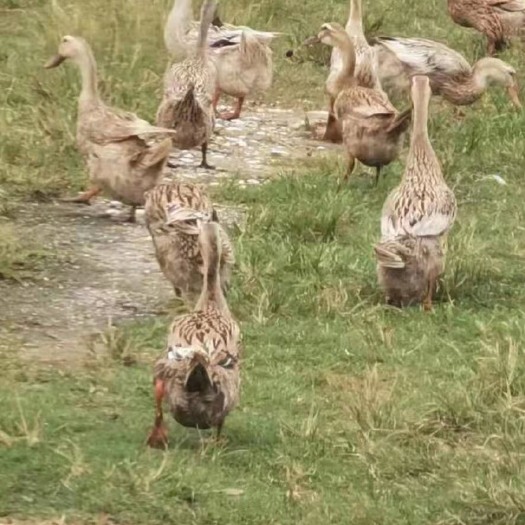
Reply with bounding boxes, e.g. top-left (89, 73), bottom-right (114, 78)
top-left (372, 36), bottom-right (472, 77)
